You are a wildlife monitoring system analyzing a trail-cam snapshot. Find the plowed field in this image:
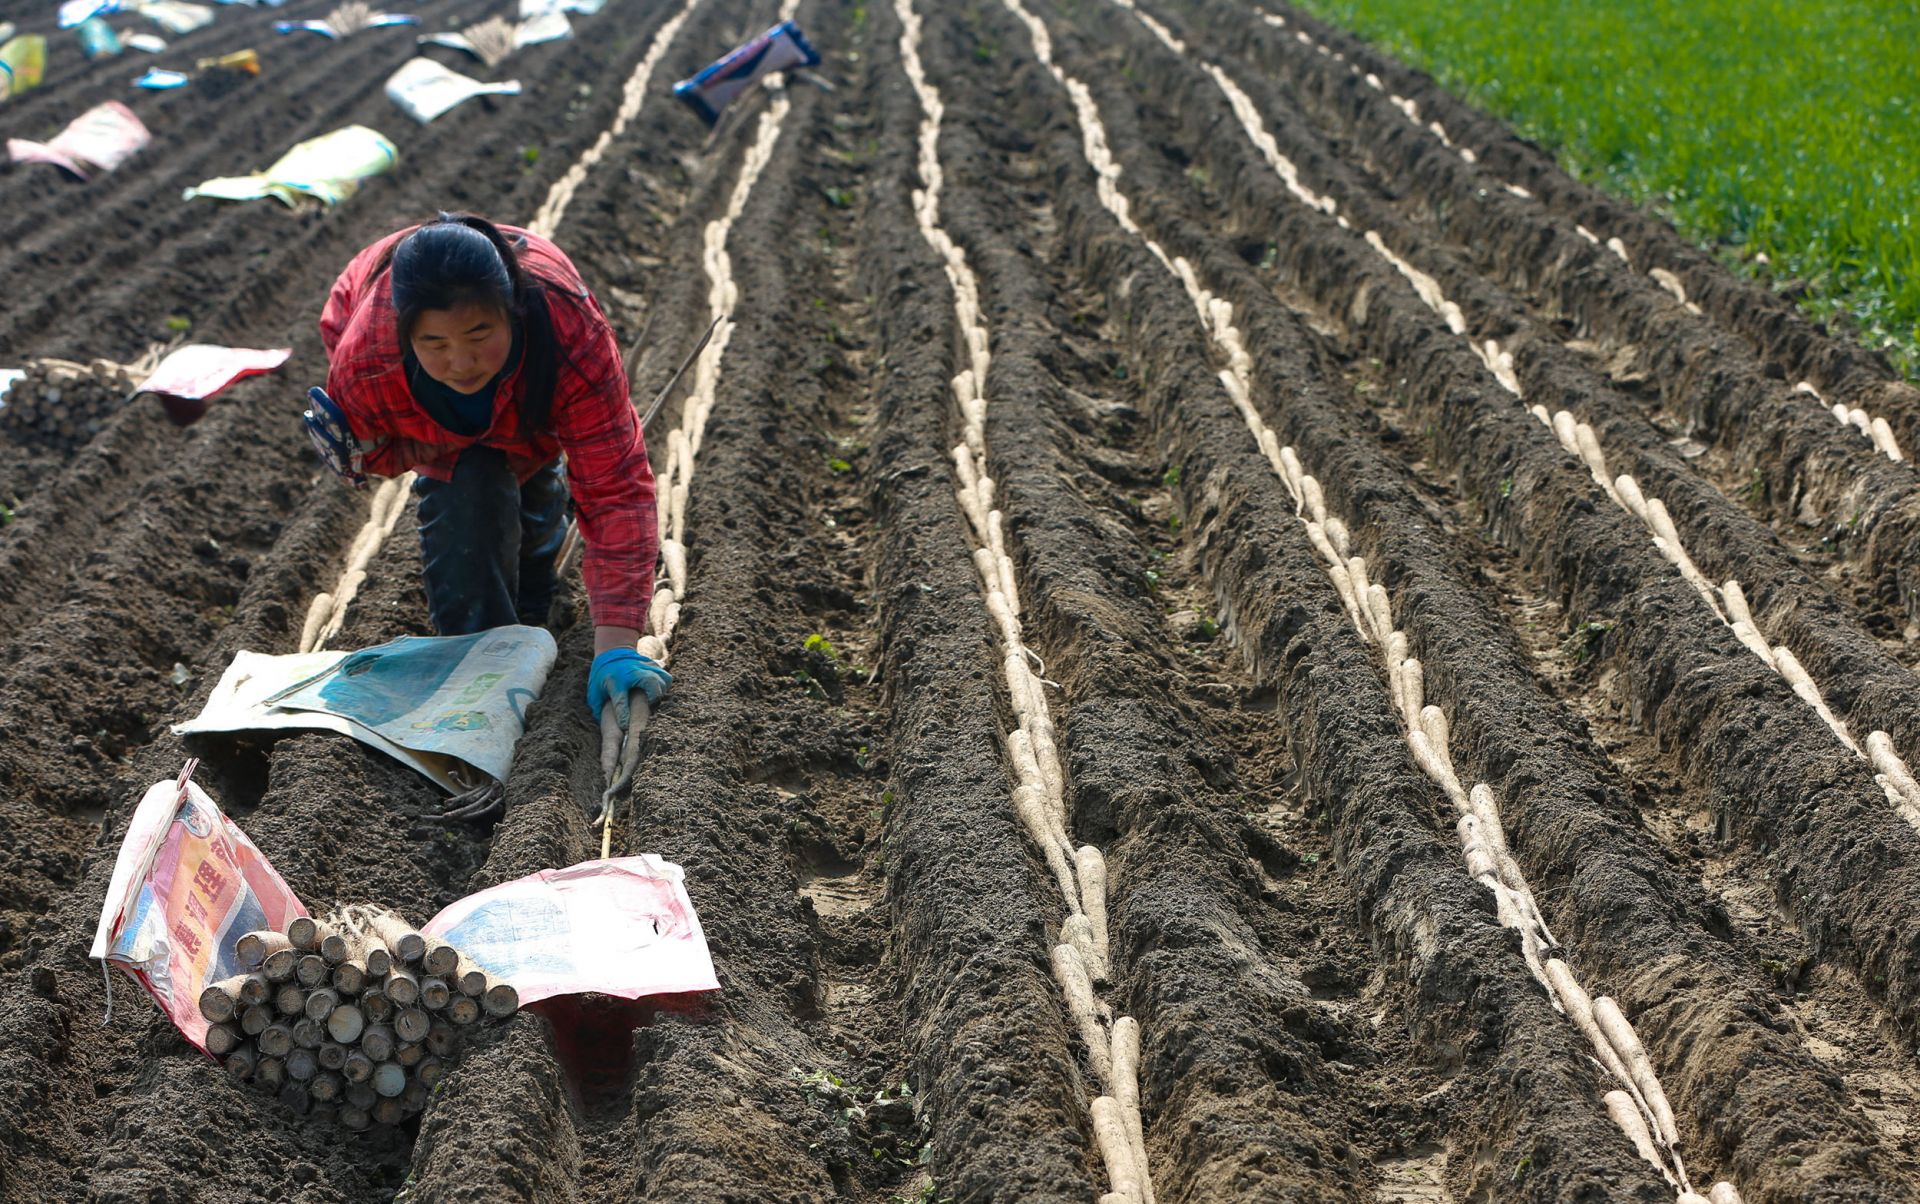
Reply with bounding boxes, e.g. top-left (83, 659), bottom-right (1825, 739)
top-left (3, 0), bottom-right (1919, 1201)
